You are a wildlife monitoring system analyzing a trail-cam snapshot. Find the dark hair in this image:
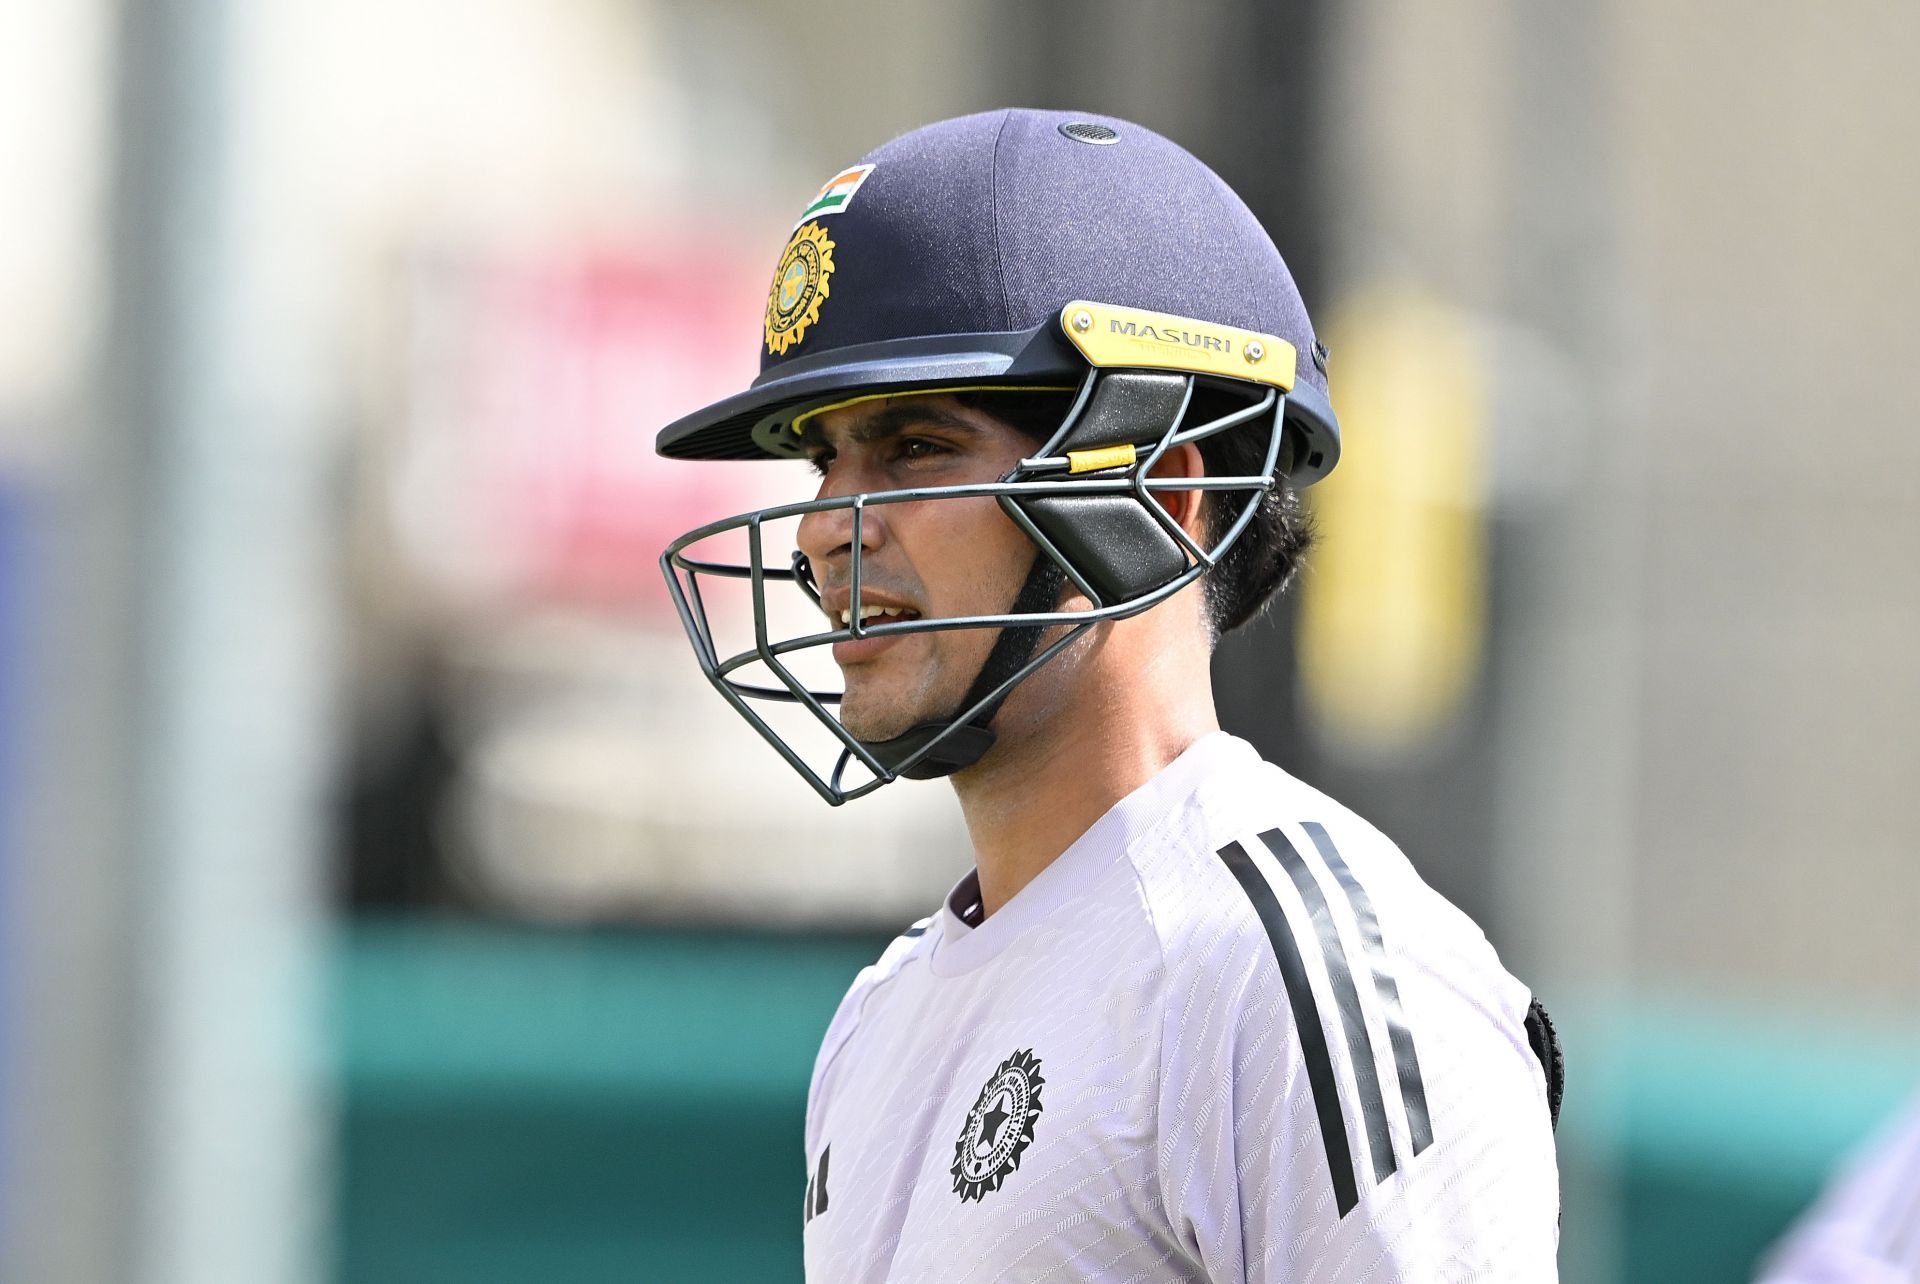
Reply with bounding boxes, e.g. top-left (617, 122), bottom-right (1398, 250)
top-left (953, 387), bottom-right (1313, 638)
